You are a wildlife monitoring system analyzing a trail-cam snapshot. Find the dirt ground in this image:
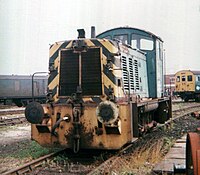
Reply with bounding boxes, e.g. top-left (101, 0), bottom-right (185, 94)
top-left (0, 123), bottom-right (32, 173)
top-left (0, 124), bottom-right (30, 145)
